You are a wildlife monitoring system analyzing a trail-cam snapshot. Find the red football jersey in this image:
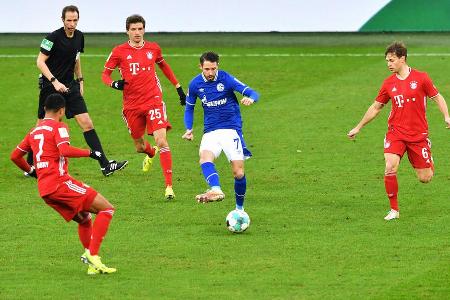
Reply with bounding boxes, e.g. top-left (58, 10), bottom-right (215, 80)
top-left (105, 41), bottom-right (164, 109)
top-left (376, 68), bottom-right (439, 141)
top-left (16, 118), bottom-right (71, 196)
